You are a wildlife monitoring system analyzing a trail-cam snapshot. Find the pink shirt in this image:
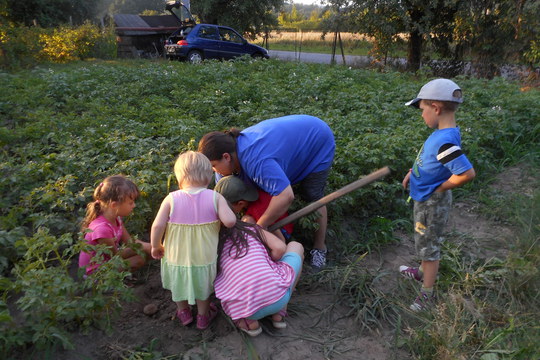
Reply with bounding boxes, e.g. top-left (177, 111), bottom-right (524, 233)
top-left (214, 233), bottom-right (295, 320)
top-left (78, 215), bottom-right (123, 275)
